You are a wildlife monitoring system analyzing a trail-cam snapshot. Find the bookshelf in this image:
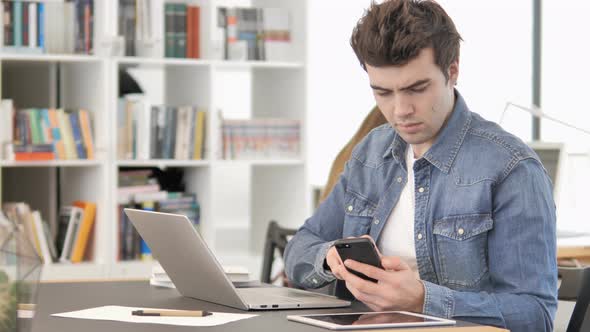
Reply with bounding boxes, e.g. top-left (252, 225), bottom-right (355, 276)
top-left (0, 0), bottom-right (309, 281)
